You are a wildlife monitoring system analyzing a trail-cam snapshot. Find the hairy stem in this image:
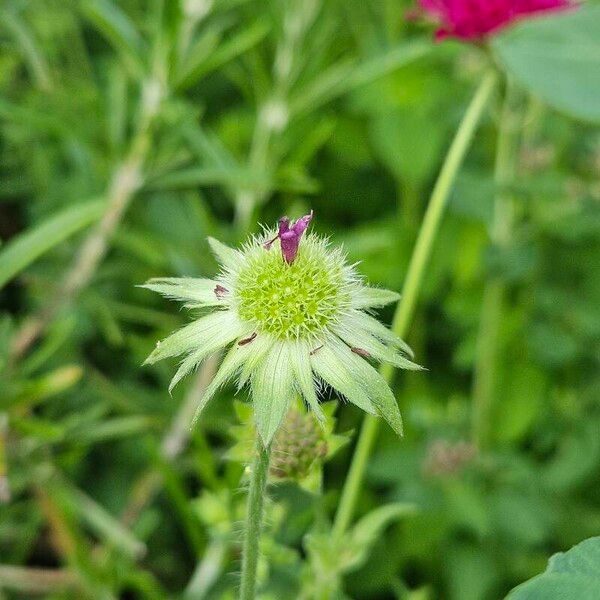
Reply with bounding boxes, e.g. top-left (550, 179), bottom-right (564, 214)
top-left (240, 437), bottom-right (271, 600)
top-left (333, 70), bottom-right (498, 539)
top-left (472, 78), bottom-right (522, 450)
